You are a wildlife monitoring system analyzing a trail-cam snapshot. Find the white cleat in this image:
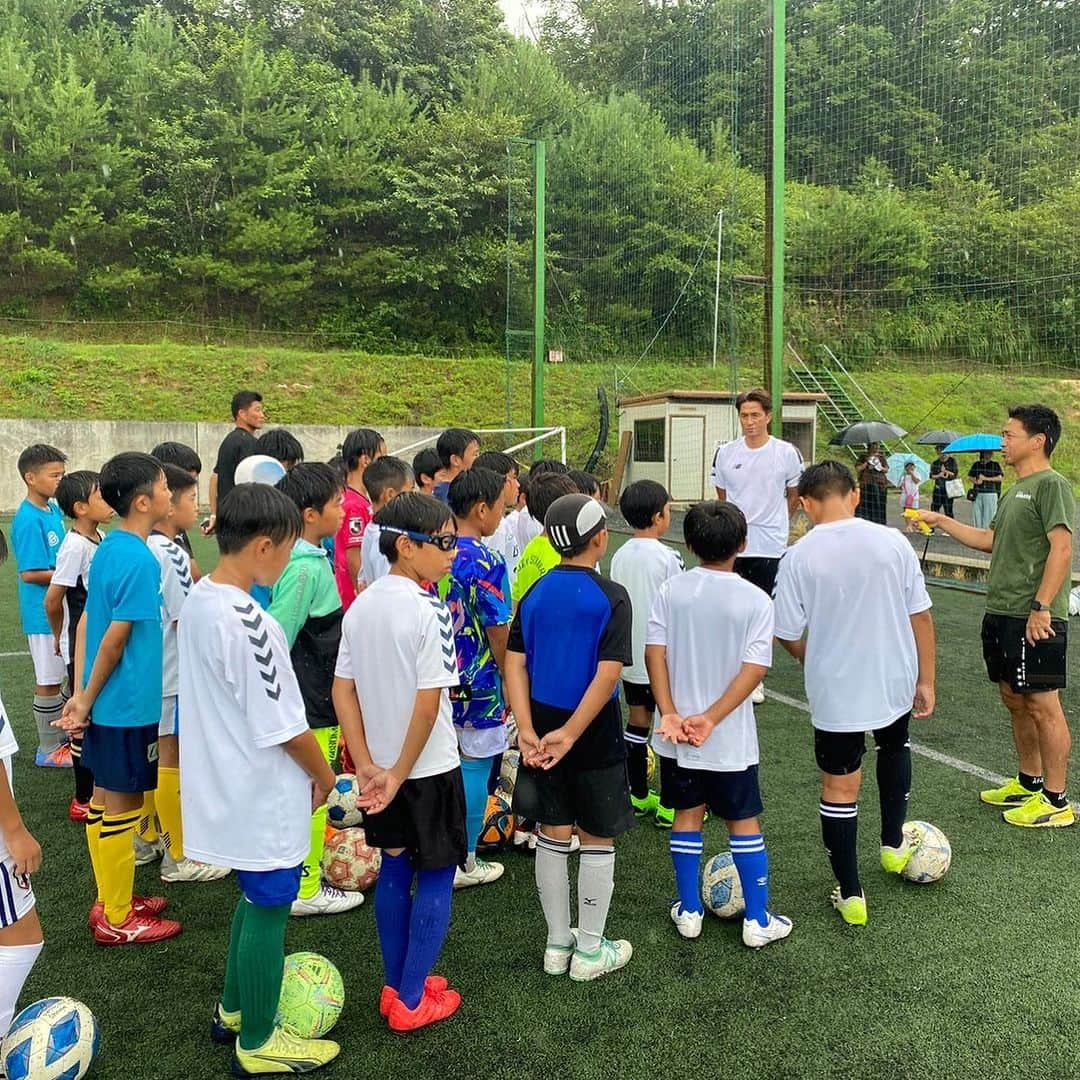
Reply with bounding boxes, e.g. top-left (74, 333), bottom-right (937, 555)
top-left (160, 851), bottom-right (231, 883)
top-left (669, 901), bottom-right (704, 939)
top-left (751, 684), bottom-right (766, 705)
top-left (289, 883), bottom-right (365, 917)
top-left (542, 928), bottom-right (579, 975)
top-left (453, 858), bottom-right (505, 890)
top-left (133, 835), bottom-right (164, 866)
top-left (742, 912), bottom-right (793, 949)
top-left (569, 937), bottom-right (633, 982)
